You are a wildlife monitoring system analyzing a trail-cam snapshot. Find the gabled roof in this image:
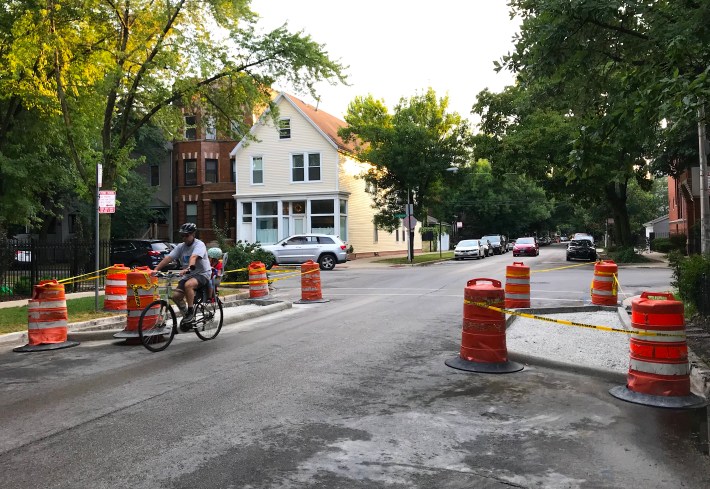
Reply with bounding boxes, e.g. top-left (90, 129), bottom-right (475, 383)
top-left (230, 92), bottom-right (359, 156)
top-left (643, 214), bottom-right (669, 227)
